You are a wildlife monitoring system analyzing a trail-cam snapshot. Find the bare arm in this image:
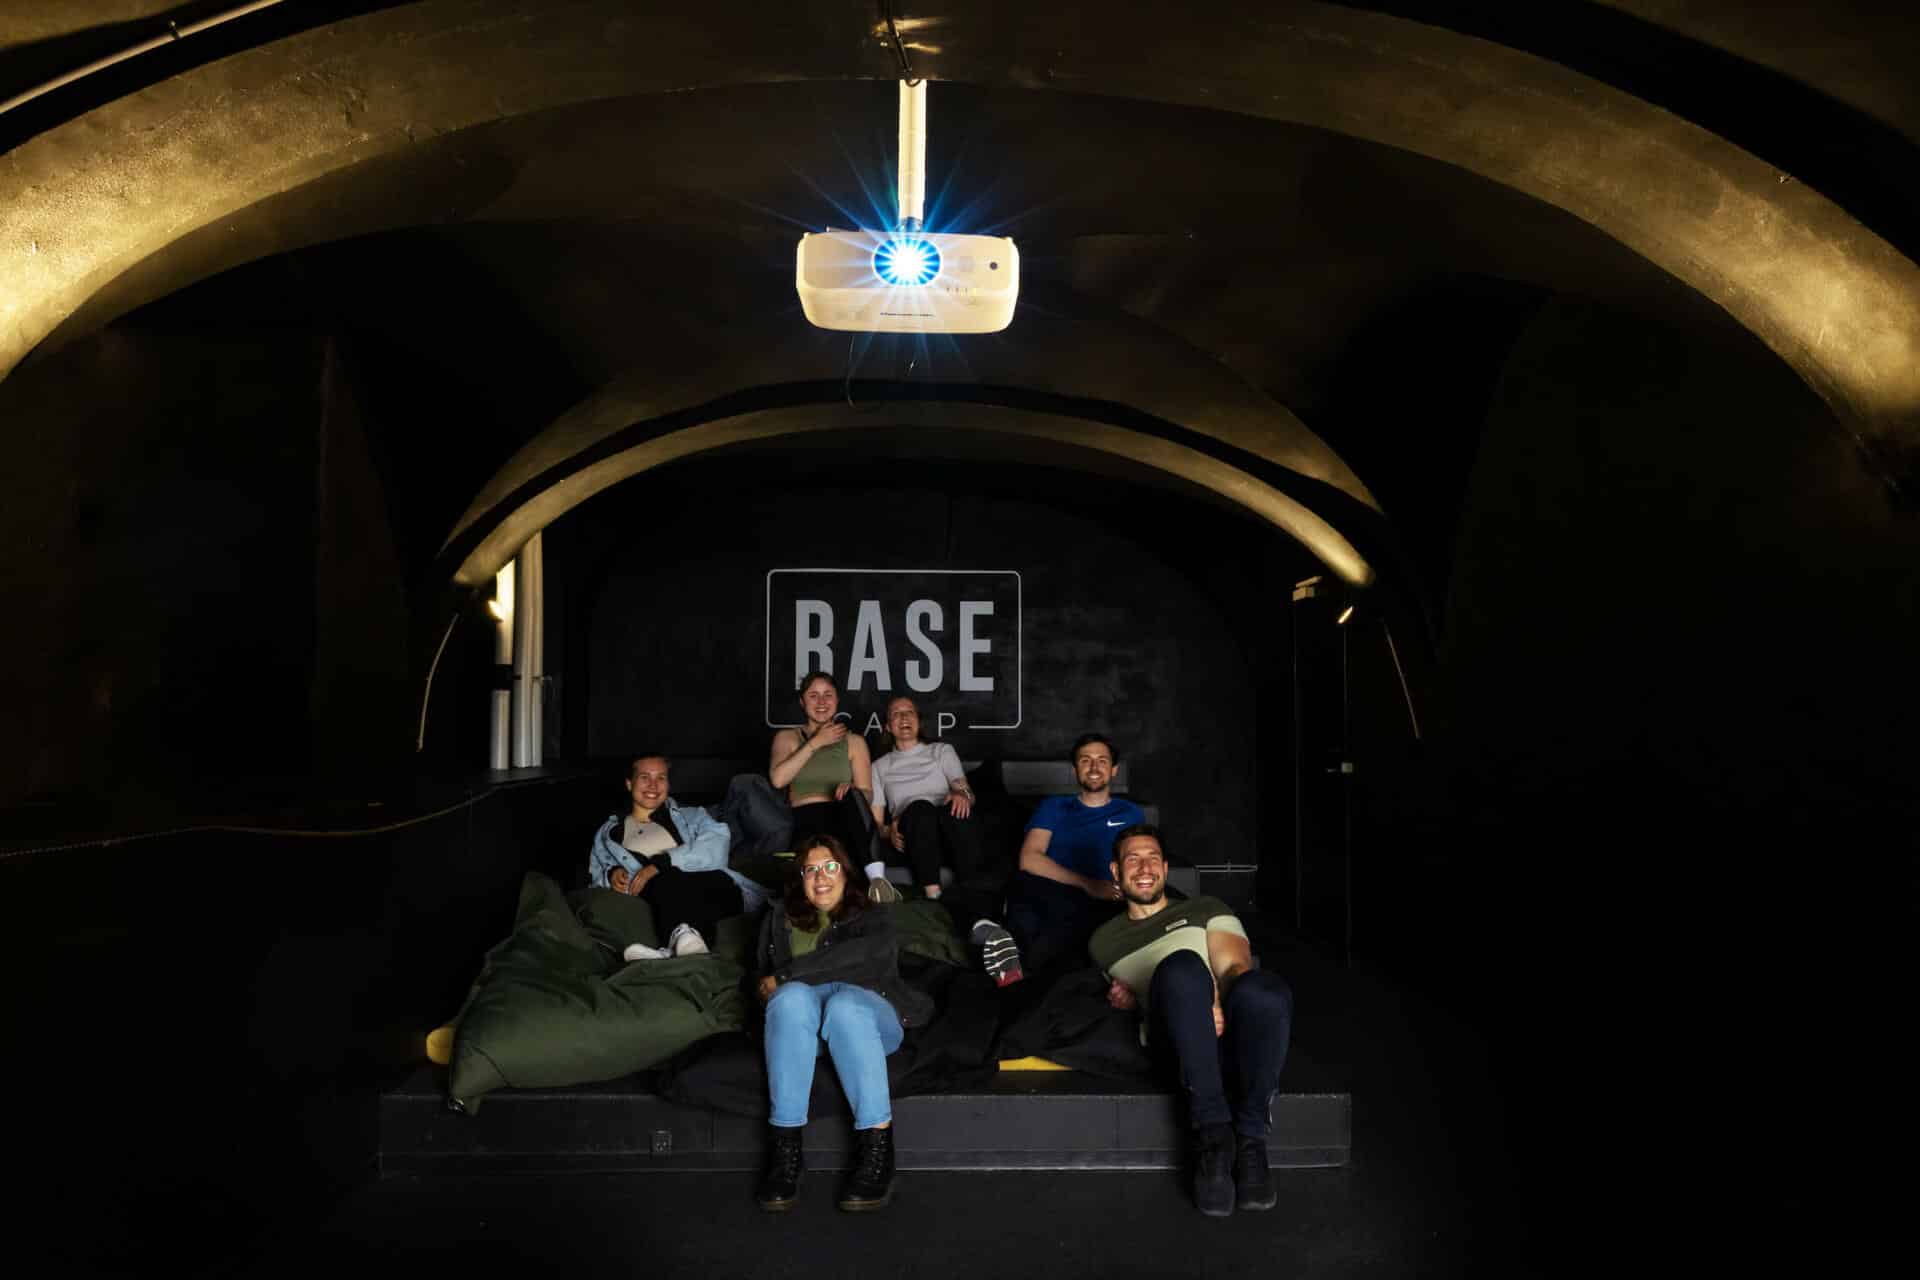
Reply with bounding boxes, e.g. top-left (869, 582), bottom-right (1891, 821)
top-left (769, 726), bottom-right (829, 790)
top-left (1016, 827), bottom-right (1061, 879)
top-left (1018, 828), bottom-right (1120, 899)
top-left (848, 734), bottom-right (872, 796)
top-left (1206, 928), bottom-right (1254, 1000)
top-left (939, 746), bottom-right (974, 819)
